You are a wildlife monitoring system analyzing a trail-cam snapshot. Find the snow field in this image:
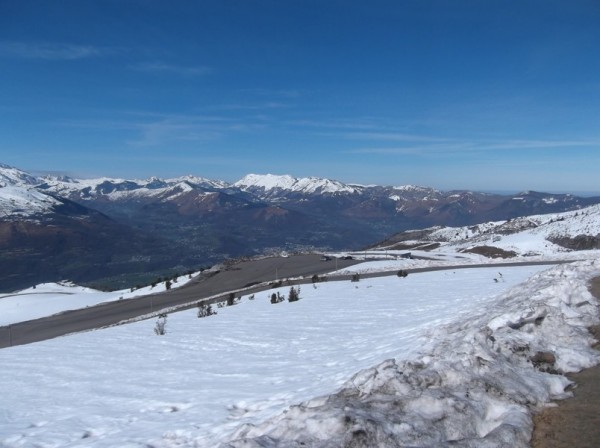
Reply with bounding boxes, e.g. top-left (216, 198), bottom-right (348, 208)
top-left (224, 260), bottom-right (600, 447)
top-left (0, 264), bottom-right (565, 448)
